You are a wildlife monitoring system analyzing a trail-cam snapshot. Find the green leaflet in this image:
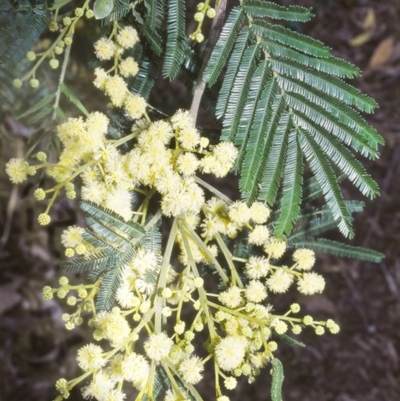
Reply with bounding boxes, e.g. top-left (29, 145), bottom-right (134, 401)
top-left (271, 358), bottom-right (284, 401)
top-left (257, 111), bottom-right (291, 205)
top-left (0, 0), bottom-right (51, 67)
top-left (221, 43), bottom-right (261, 142)
top-left (239, 79), bottom-right (283, 200)
top-left (93, 0), bottom-right (114, 19)
top-left (244, 0), bottom-right (313, 22)
top-left (273, 130), bottom-right (303, 237)
top-left (162, 0), bottom-right (186, 79)
top-left (251, 20), bottom-right (331, 57)
top-left (61, 84), bottom-right (90, 117)
top-left (203, 7), bottom-right (245, 86)
top-left (293, 239), bottom-right (383, 262)
top-left (61, 202), bottom-right (150, 311)
top-left (299, 130), bottom-right (353, 238)
top-left (261, 39), bottom-right (360, 79)
top-left (277, 76), bottom-right (383, 151)
top-left (145, 0), bottom-right (165, 31)
top-left (235, 60), bottom-right (272, 168)
top-left (216, 28), bottom-right (251, 122)
top-left (270, 58), bottom-right (378, 113)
